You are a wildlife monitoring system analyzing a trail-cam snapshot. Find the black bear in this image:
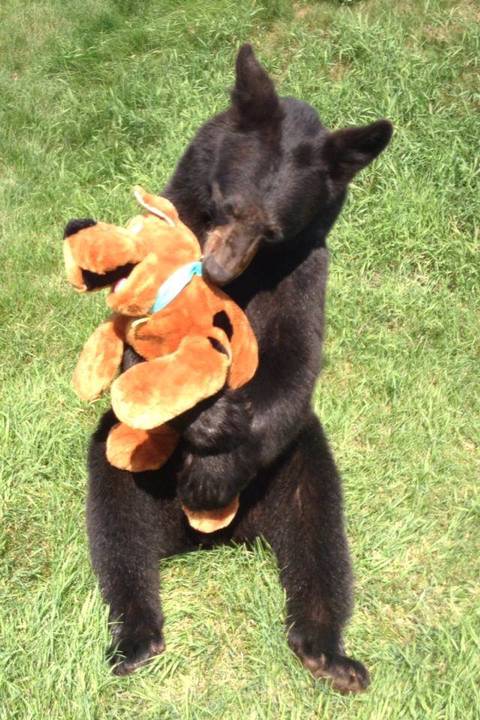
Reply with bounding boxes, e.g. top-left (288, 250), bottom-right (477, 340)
top-left (77, 44), bottom-right (392, 692)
